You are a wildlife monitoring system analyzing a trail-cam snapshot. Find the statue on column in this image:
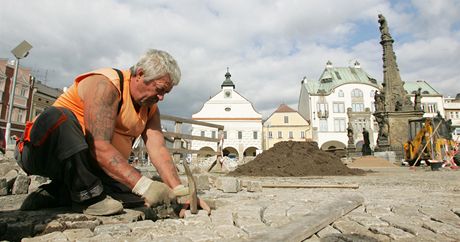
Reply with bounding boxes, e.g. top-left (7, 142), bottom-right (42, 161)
top-left (374, 90), bottom-right (385, 112)
top-left (414, 88), bottom-right (422, 111)
top-left (347, 122), bottom-right (354, 145)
